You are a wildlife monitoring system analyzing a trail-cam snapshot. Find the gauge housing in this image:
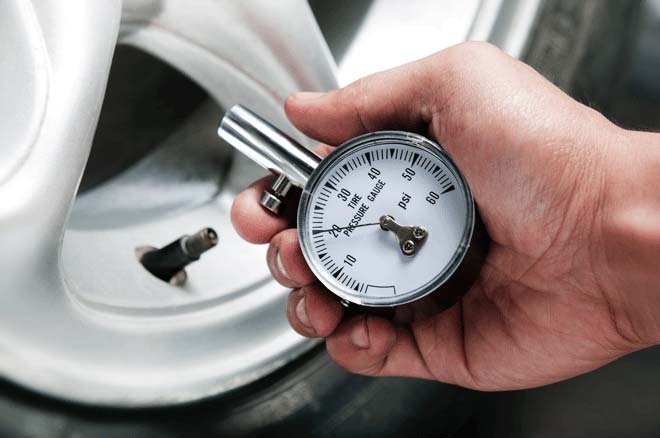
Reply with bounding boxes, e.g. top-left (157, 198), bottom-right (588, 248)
top-left (298, 131), bottom-right (475, 307)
